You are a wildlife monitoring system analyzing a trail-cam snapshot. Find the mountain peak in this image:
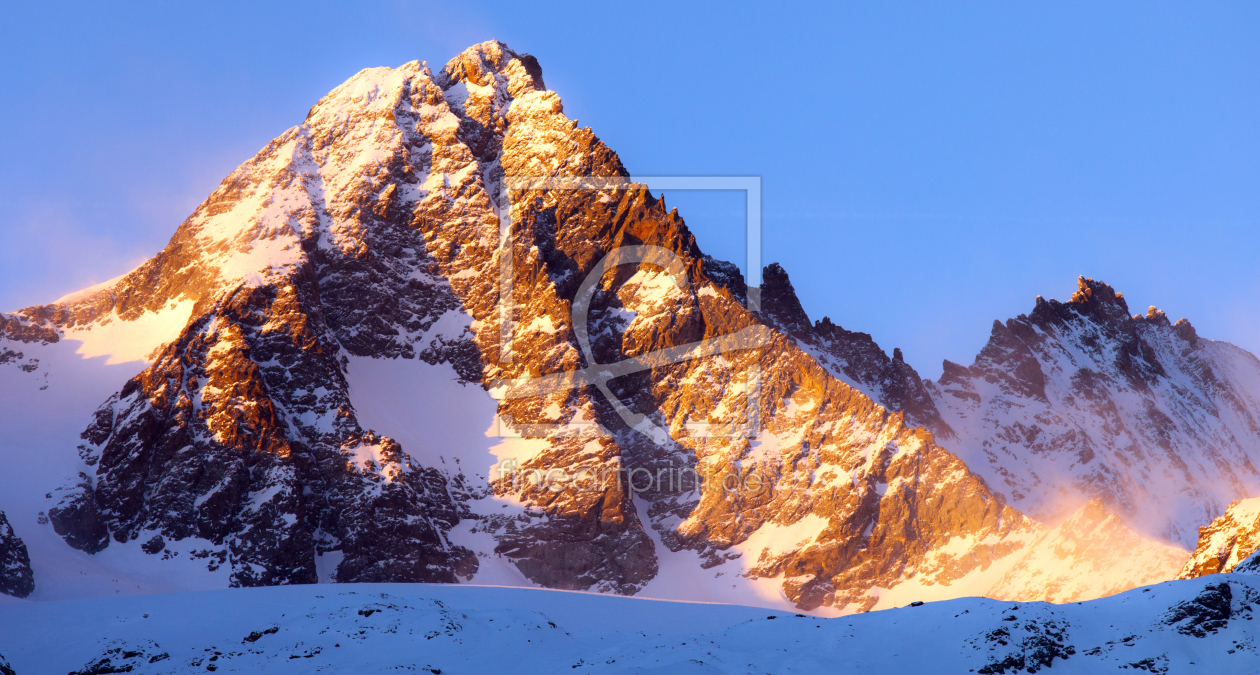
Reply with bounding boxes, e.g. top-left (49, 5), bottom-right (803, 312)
top-left (1173, 317), bottom-right (1199, 344)
top-left (1068, 276), bottom-right (1130, 315)
top-left (1179, 496), bottom-right (1260, 578)
top-left (759, 262), bottom-right (812, 338)
top-left (439, 40), bottom-right (545, 91)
